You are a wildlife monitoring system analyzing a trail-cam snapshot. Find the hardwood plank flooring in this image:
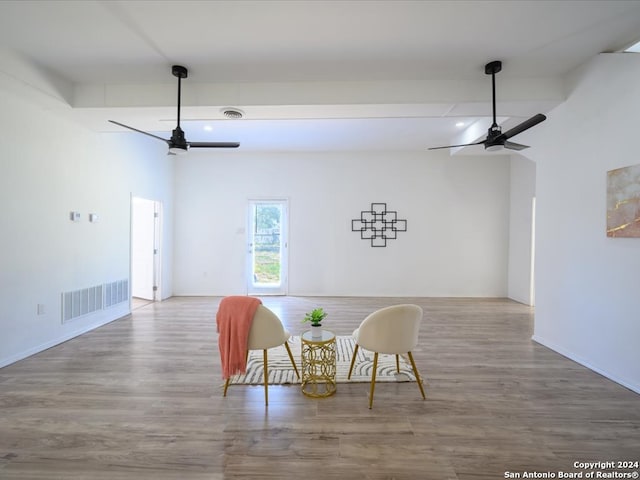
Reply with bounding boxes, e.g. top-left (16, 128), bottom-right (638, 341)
top-left (1, 296), bottom-right (639, 479)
